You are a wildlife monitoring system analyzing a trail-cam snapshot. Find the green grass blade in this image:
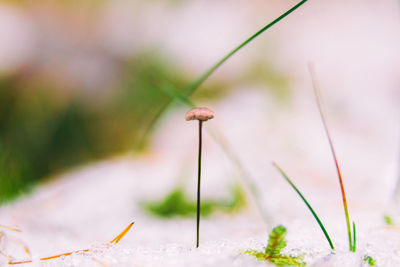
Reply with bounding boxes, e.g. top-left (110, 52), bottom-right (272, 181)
top-left (139, 0), bottom-right (309, 146)
top-left (185, 0), bottom-right (309, 96)
top-left (309, 64), bottom-right (354, 252)
top-left (272, 162), bottom-right (335, 250)
top-left (160, 80), bottom-right (195, 107)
